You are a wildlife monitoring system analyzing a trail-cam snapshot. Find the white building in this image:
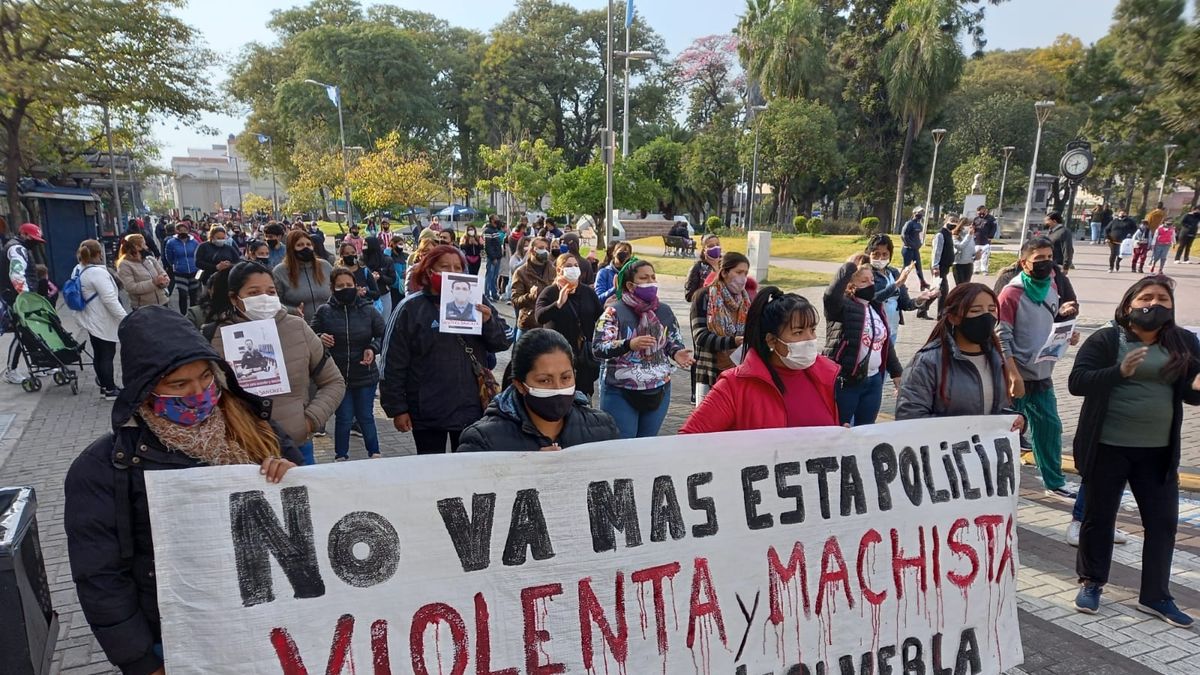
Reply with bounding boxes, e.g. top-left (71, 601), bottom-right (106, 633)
top-left (170, 138), bottom-right (285, 217)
